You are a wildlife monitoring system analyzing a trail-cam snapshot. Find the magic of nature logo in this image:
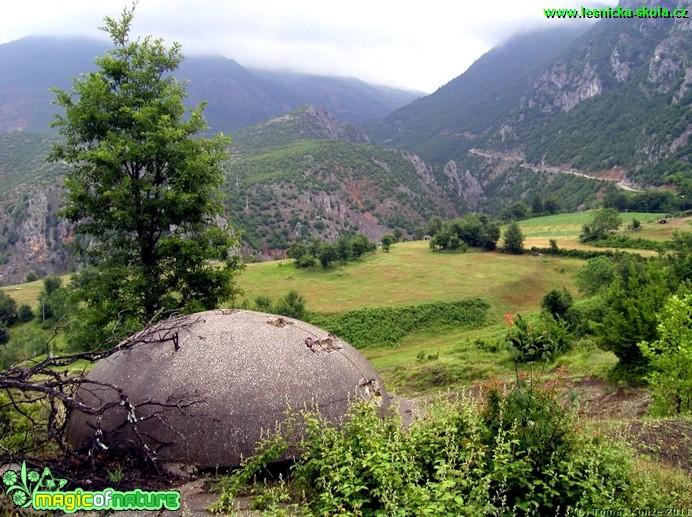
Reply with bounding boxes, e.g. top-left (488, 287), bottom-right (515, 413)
top-left (2, 462), bottom-right (180, 513)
